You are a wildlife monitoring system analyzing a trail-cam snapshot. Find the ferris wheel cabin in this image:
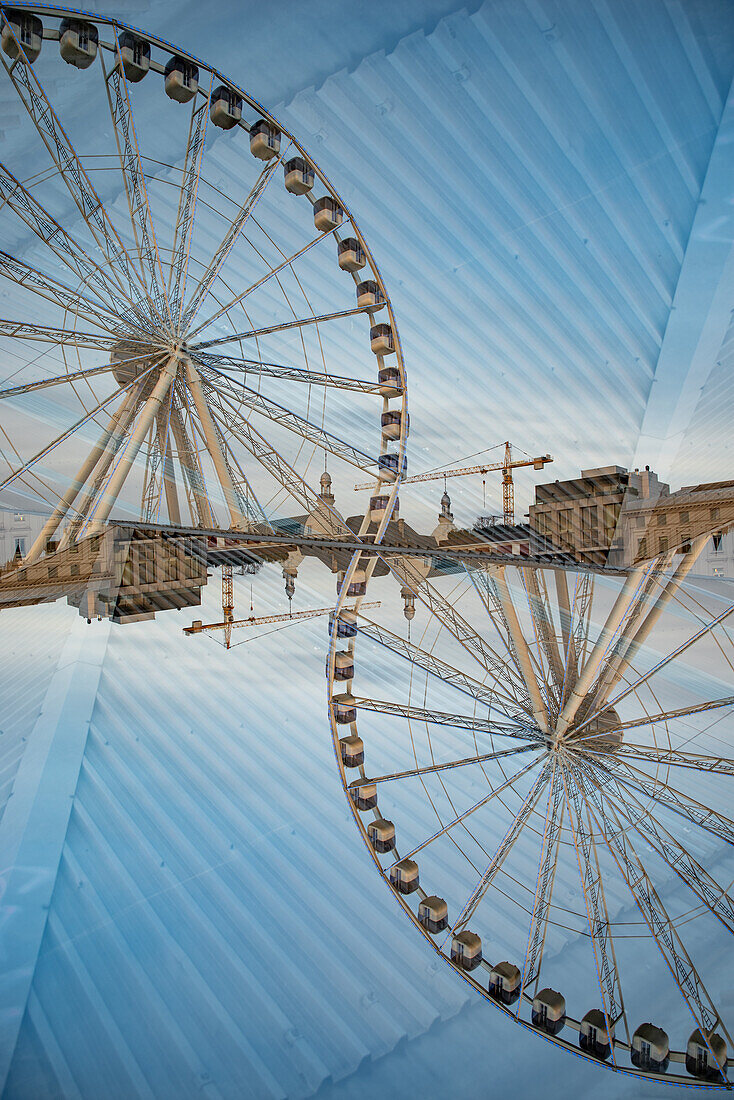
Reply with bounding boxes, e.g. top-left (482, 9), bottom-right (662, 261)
top-left (488, 961), bottom-right (521, 1005)
top-left (59, 19), bottom-right (98, 68)
top-left (331, 691), bottom-right (357, 724)
top-left (418, 895), bottom-right (448, 933)
top-left (367, 818), bottom-right (395, 853)
top-left (164, 56), bottom-right (199, 102)
top-left (579, 1009), bottom-right (613, 1061)
top-left (338, 238), bottom-right (366, 272)
top-left (686, 1029), bottom-right (727, 1079)
top-left (631, 1024), bottom-right (670, 1073)
top-left (210, 85), bottom-right (242, 129)
top-left (389, 858), bottom-right (419, 894)
top-left (370, 323), bottom-right (395, 356)
top-left (333, 651), bottom-right (355, 681)
top-left (339, 734), bottom-right (363, 767)
top-left (350, 782), bottom-right (377, 811)
top-left (313, 197), bottom-right (343, 233)
top-left (531, 989), bottom-right (566, 1035)
top-left (356, 280), bottom-right (385, 311)
top-left (250, 119), bottom-right (281, 160)
top-left (284, 157), bottom-right (314, 195)
top-left (117, 32), bottom-right (150, 82)
top-left (450, 930), bottom-right (482, 971)
top-left (1, 10), bottom-right (42, 62)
